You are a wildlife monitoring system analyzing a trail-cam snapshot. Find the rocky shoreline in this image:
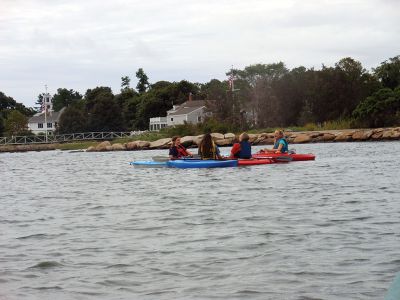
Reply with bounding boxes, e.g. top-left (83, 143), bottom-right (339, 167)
top-left (1, 127), bottom-right (399, 153)
top-left (86, 127), bottom-right (400, 152)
